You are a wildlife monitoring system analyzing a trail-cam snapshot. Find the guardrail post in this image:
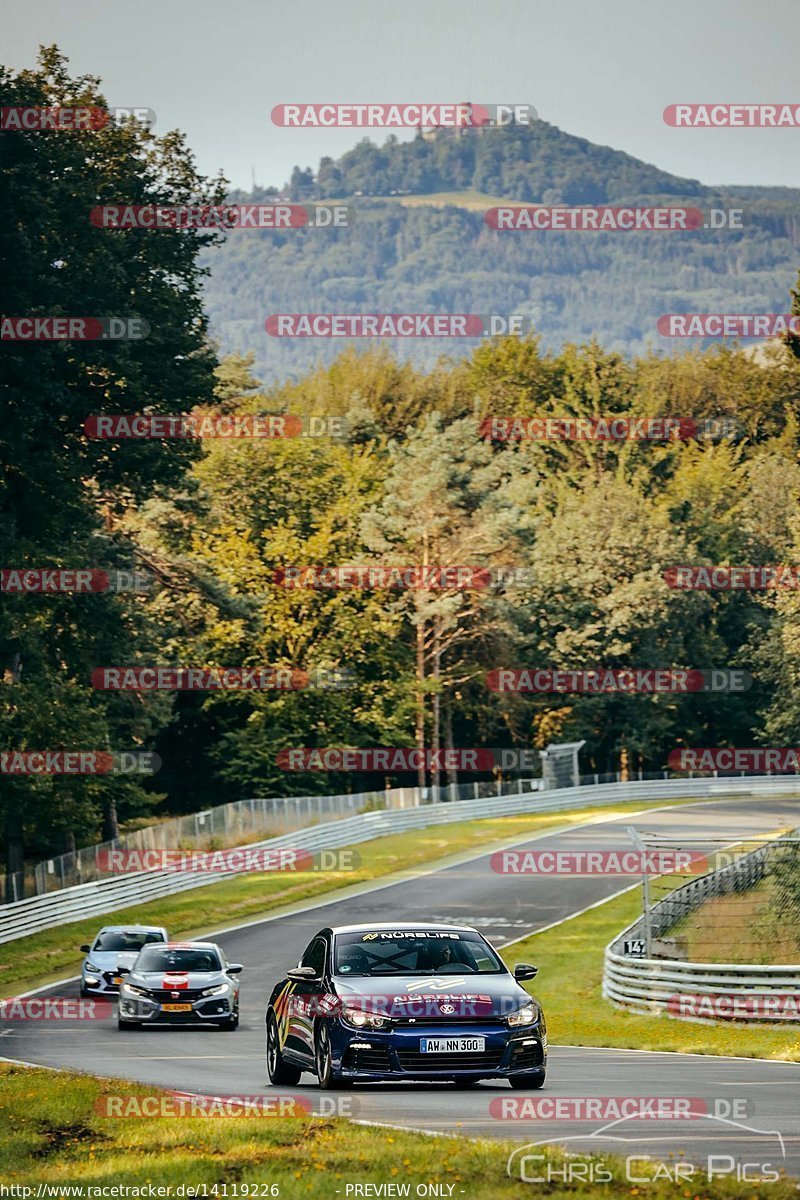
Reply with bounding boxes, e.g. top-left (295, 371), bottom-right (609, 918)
top-left (626, 825), bottom-right (652, 957)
